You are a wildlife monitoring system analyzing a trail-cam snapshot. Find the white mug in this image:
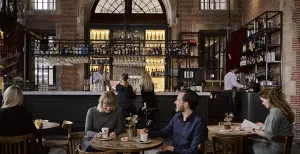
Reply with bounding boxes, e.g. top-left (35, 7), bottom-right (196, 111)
top-left (140, 134), bottom-right (148, 142)
top-left (101, 127), bottom-right (109, 139)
